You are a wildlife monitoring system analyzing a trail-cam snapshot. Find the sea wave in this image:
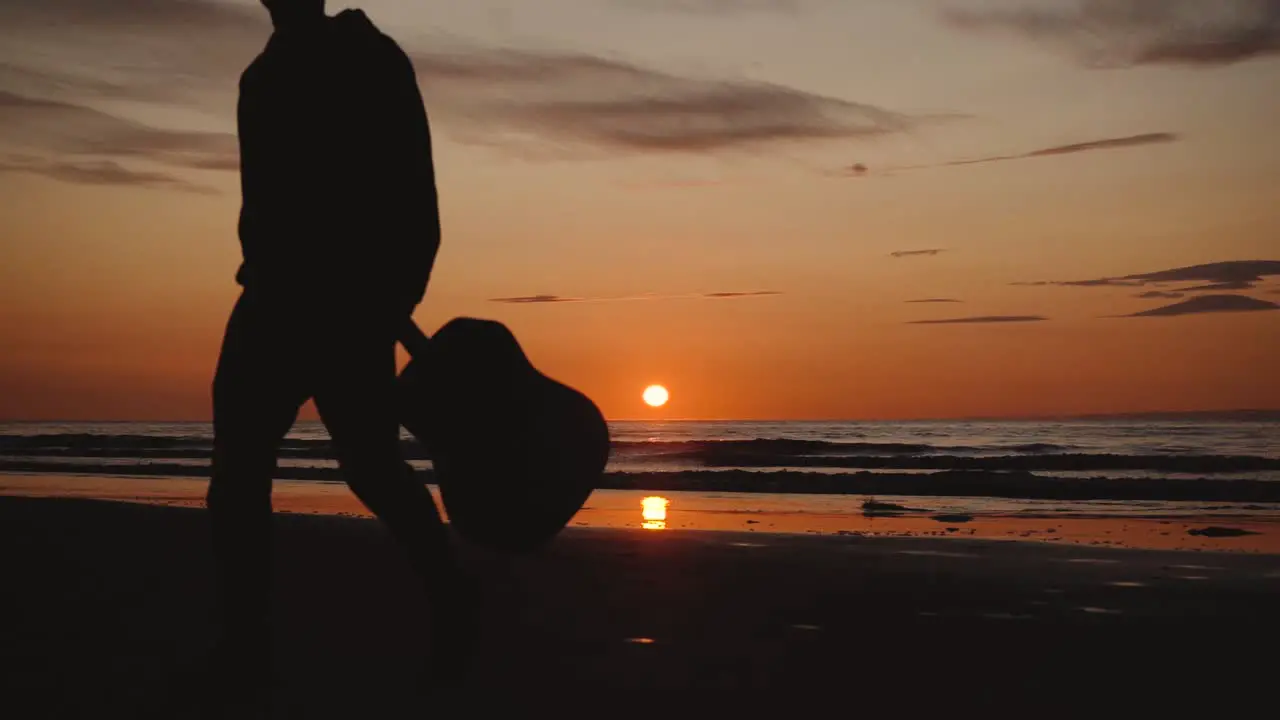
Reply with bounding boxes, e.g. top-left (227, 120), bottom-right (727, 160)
top-left (0, 434), bottom-right (1068, 455)
top-left (692, 453), bottom-right (1280, 473)
top-left (614, 439), bottom-right (1079, 455)
top-left (3, 460), bottom-right (1280, 503)
top-left (3, 434), bottom-right (1276, 474)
